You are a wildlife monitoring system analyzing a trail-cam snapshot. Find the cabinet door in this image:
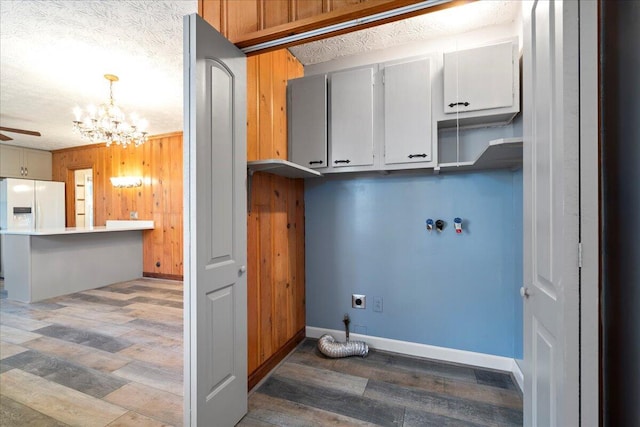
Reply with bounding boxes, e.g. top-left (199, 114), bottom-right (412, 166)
top-left (288, 74), bottom-right (327, 169)
top-left (444, 41), bottom-right (514, 114)
top-left (0, 145), bottom-right (24, 178)
top-left (23, 148), bottom-right (52, 180)
top-left (384, 59), bottom-right (432, 165)
top-left (330, 67), bottom-right (374, 167)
